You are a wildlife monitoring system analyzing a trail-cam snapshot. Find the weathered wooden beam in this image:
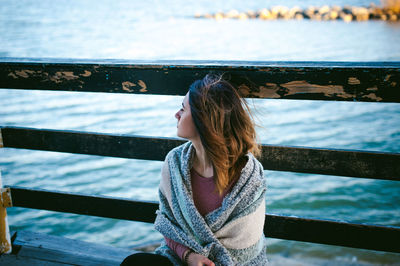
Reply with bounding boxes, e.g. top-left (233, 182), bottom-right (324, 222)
top-left (1, 126), bottom-right (181, 162)
top-left (265, 214), bottom-right (400, 253)
top-left (9, 186), bottom-right (158, 224)
top-left (260, 145), bottom-right (400, 181)
top-left (7, 186), bottom-right (400, 253)
top-left (1, 58), bottom-right (399, 102)
top-left (1, 126), bottom-right (399, 180)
